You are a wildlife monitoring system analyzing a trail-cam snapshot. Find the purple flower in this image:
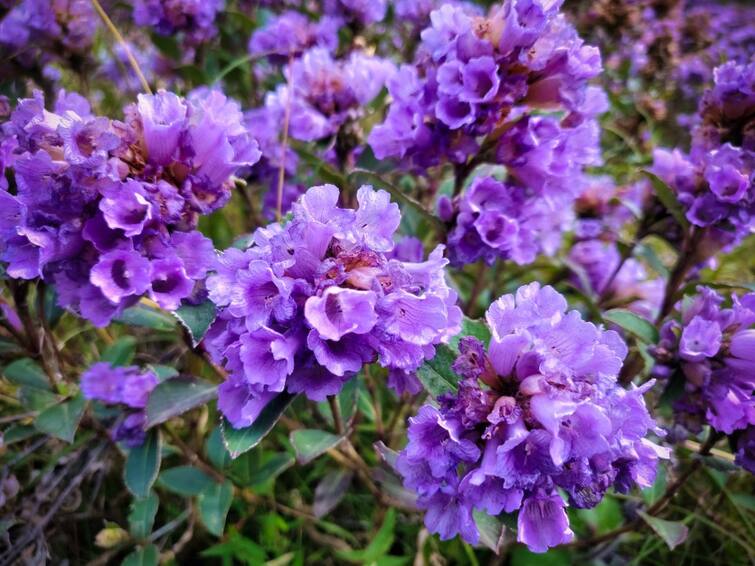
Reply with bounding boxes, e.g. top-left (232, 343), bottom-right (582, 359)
top-left (132, 0), bottom-right (223, 47)
top-left (0, 89), bottom-right (256, 326)
top-left (249, 11), bottom-right (339, 58)
top-left (137, 91), bottom-right (188, 166)
top-left (206, 184), bottom-right (462, 428)
top-left (397, 283), bottom-right (665, 552)
top-left (81, 362), bottom-right (158, 446)
top-left (265, 48), bottom-right (394, 143)
top-left (90, 249), bottom-right (152, 304)
top-left (517, 493), bottom-right (574, 552)
top-left (653, 287), bottom-right (755, 444)
top-left (369, 1), bottom-right (602, 171)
